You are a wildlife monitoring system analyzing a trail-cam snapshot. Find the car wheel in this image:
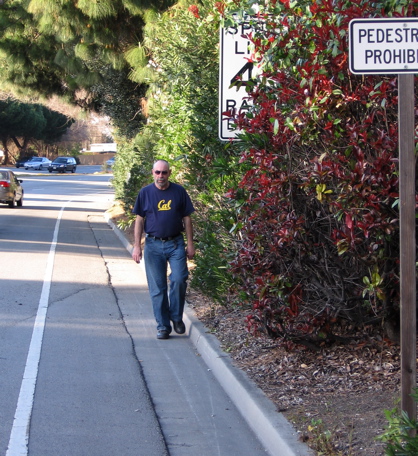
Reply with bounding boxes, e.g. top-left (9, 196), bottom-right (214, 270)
top-left (71, 167), bottom-right (76, 173)
top-left (49, 170), bottom-right (52, 173)
top-left (17, 195), bottom-right (23, 207)
top-left (8, 197), bottom-right (15, 208)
